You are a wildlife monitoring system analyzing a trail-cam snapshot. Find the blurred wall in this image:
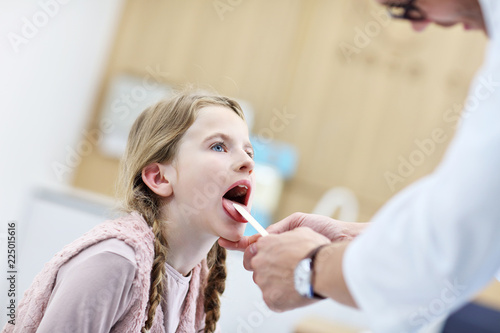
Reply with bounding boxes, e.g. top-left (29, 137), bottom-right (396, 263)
top-left (0, 0), bottom-right (124, 221)
top-left (72, 0), bottom-right (487, 223)
top-left (0, 0), bottom-right (124, 327)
